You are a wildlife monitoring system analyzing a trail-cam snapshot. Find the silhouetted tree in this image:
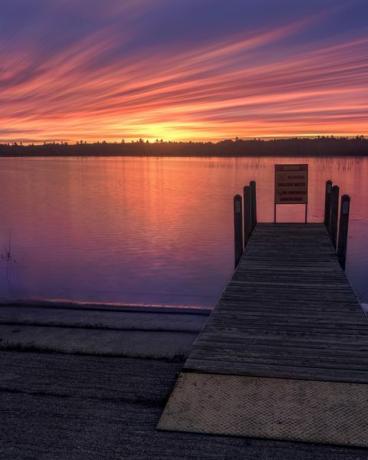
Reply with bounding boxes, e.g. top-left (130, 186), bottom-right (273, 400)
top-left (0, 136), bottom-right (367, 157)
